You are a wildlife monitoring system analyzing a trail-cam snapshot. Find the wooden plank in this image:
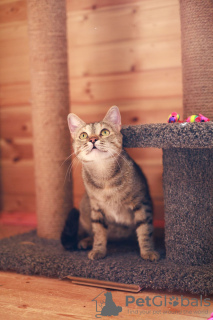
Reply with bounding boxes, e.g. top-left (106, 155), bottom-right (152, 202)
top-left (0, 37), bottom-right (29, 58)
top-left (67, 0), bottom-right (179, 13)
top-left (0, 271), bottom-right (211, 320)
top-left (0, 106), bottom-right (32, 138)
top-left (68, 38), bottom-right (181, 78)
top-left (66, 0), bottom-right (142, 12)
top-left (0, 20), bottom-right (28, 41)
top-left (0, 83), bottom-right (31, 107)
top-left (0, 138), bottom-right (33, 161)
top-left (0, 0), bottom-right (27, 24)
top-left (71, 97), bottom-right (183, 124)
top-left (1, 160), bottom-right (35, 194)
top-left (0, 41), bottom-right (30, 84)
top-left (1, 194), bottom-right (36, 212)
top-left (67, 2), bottom-right (180, 47)
top-left (70, 68), bottom-right (182, 103)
